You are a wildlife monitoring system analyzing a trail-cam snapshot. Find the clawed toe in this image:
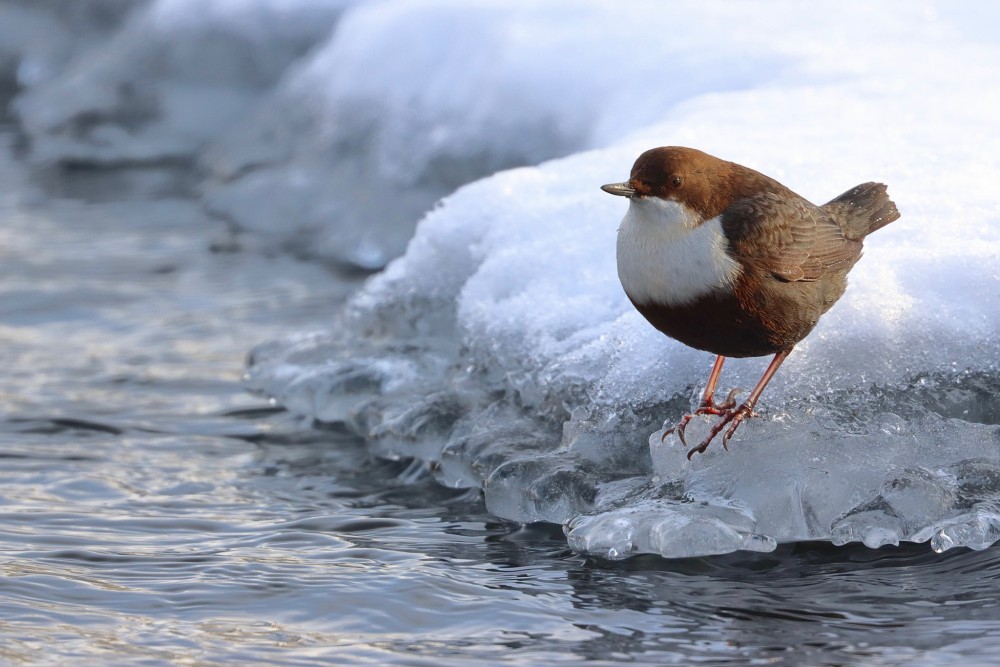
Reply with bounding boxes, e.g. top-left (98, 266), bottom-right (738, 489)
top-left (721, 406), bottom-right (753, 449)
top-left (693, 387), bottom-right (741, 416)
top-left (663, 388), bottom-right (745, 447)
top-left (677, 403), bottom-right (754, 460)
top-left (663, 351), bottom-right (789, 459)
top-left (661, 413), bottom-right (693, 445)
